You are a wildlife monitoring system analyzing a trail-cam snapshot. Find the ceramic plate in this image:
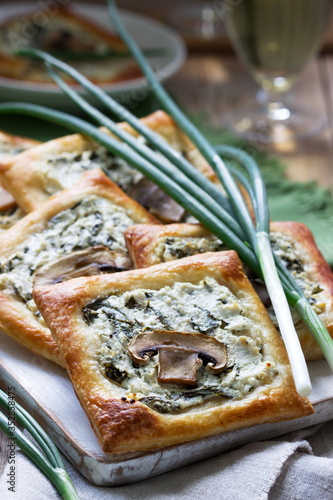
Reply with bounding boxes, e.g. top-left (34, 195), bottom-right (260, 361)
top-left (0, 3), bottom-right (186, 108)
